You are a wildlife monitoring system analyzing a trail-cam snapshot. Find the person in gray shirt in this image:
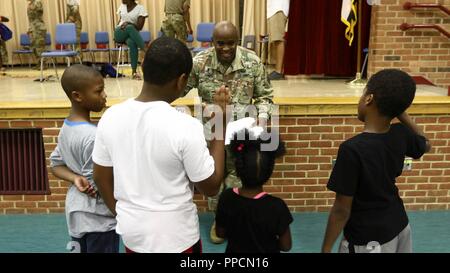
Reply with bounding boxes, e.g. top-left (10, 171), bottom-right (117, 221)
top-left (50, 65), bottom-right (118, 253)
